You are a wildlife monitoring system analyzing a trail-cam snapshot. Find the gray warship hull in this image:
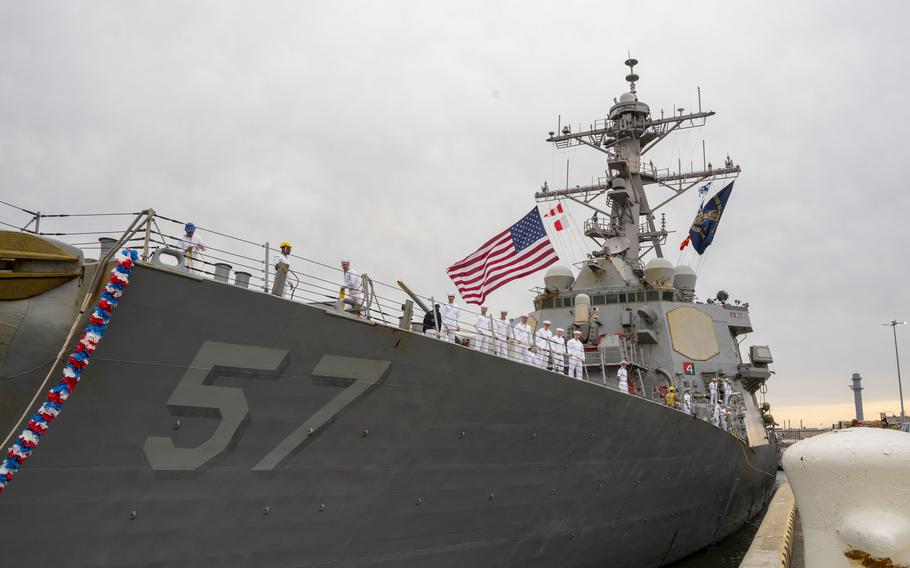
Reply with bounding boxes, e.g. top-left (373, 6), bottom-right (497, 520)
top-left (0, 264), bottom-right (777, 567)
